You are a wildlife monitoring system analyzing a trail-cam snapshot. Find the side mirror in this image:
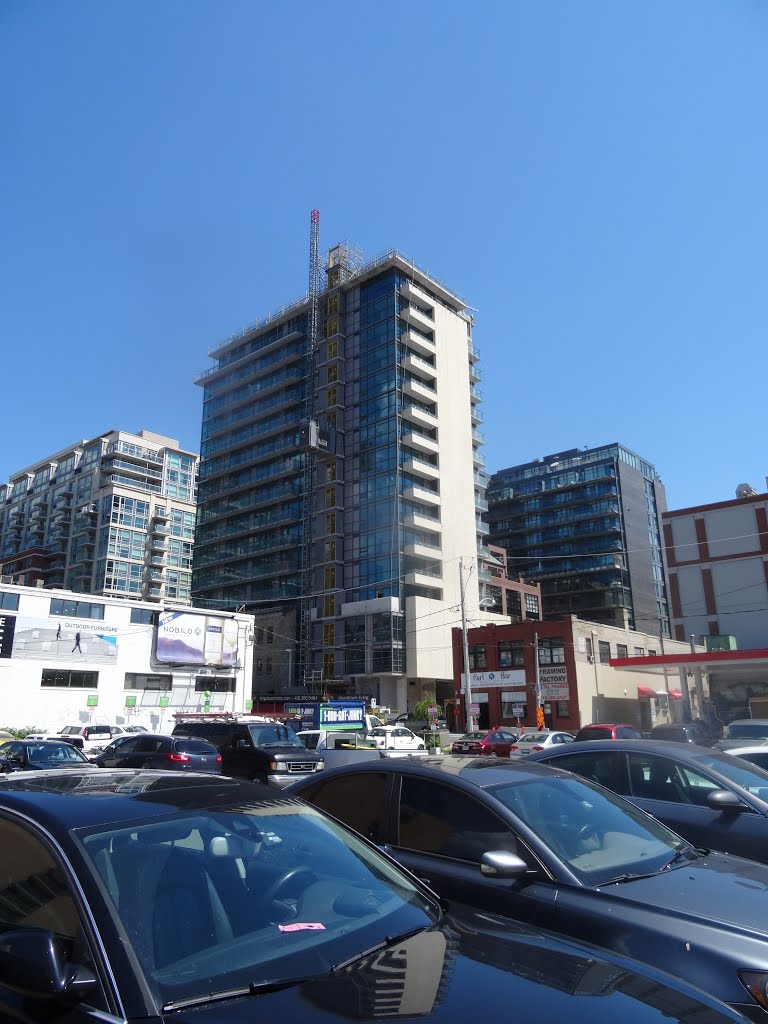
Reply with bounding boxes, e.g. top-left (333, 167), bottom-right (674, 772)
top-left (236, 739), bottom-right (250, 751)
top-left (707, 789), bottom-right (748, 813)
top-left (0, 928), bottom-right (95, 1000)
top-left (480, 850), bottom-right (530, 879)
